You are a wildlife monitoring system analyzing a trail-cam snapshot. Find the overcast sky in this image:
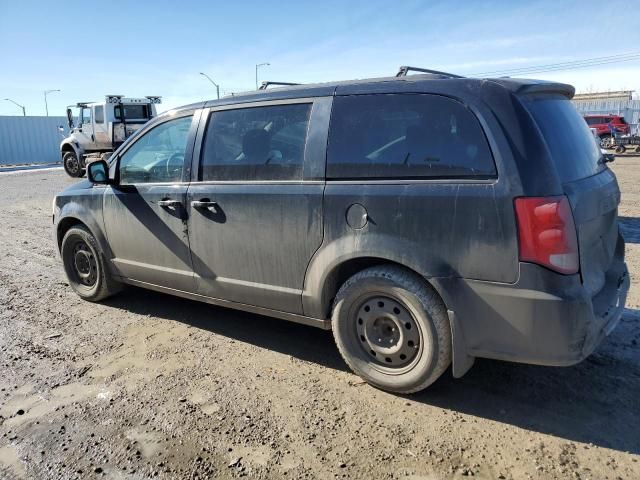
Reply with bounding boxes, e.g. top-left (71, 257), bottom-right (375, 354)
top-left (1, 0), bottom-right (639, 116)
